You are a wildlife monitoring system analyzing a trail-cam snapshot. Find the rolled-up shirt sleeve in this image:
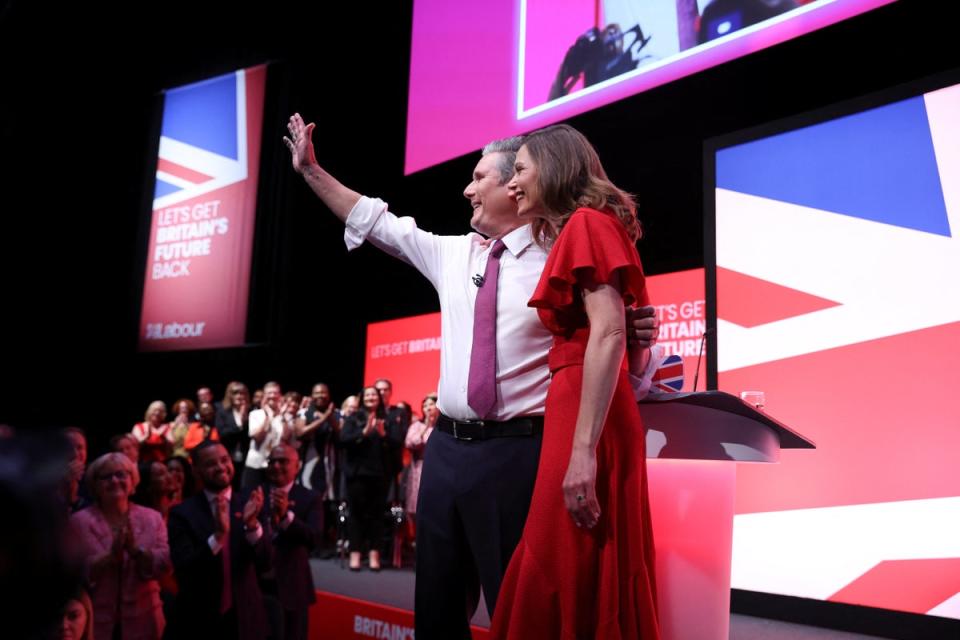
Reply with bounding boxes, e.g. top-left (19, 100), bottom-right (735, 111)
top-left (344, 196), bottom-right (446, 289)
top-left (630, 344), bottom-right (666, 401)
